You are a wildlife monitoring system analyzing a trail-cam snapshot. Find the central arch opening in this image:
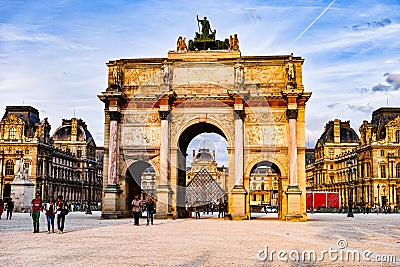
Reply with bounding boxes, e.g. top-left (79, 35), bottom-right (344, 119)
top-left (176, 122), bottom-right (229, 218)
top-left (125, 161), bottom-right (155, 214)
top-left (249, 161), bottom-right (282, 219)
